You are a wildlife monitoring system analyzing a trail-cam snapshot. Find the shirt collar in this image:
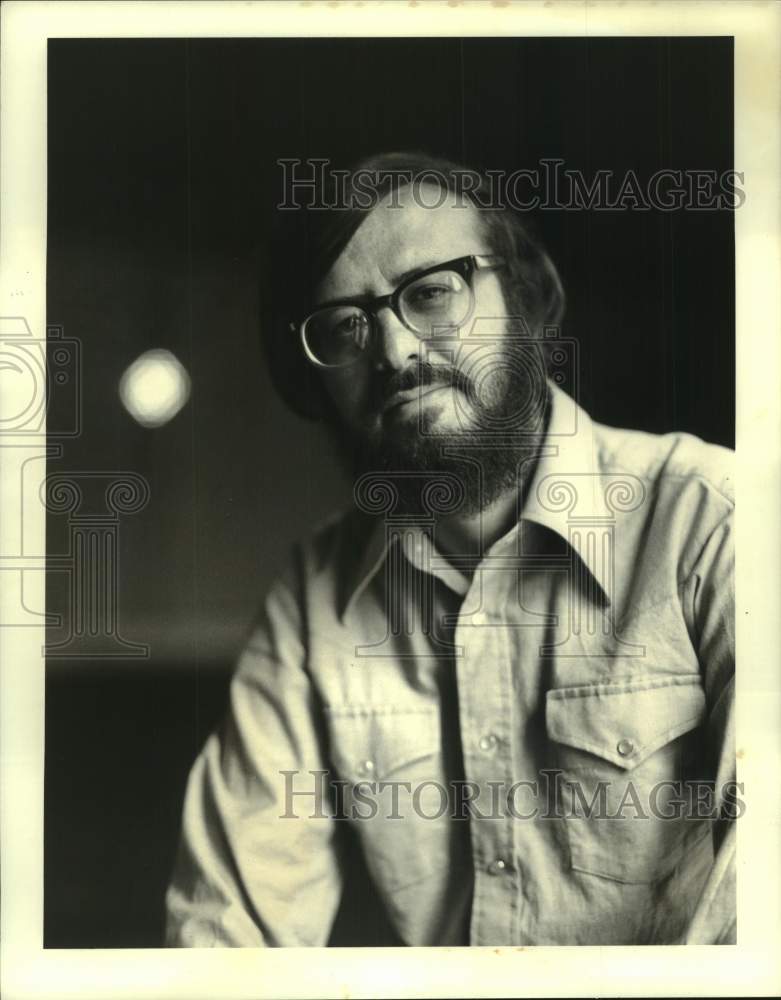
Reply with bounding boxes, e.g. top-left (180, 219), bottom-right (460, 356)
top-left (338, 381), bottom-right (611, 622)
top-left (520, 381), bottom-right (612, 599)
